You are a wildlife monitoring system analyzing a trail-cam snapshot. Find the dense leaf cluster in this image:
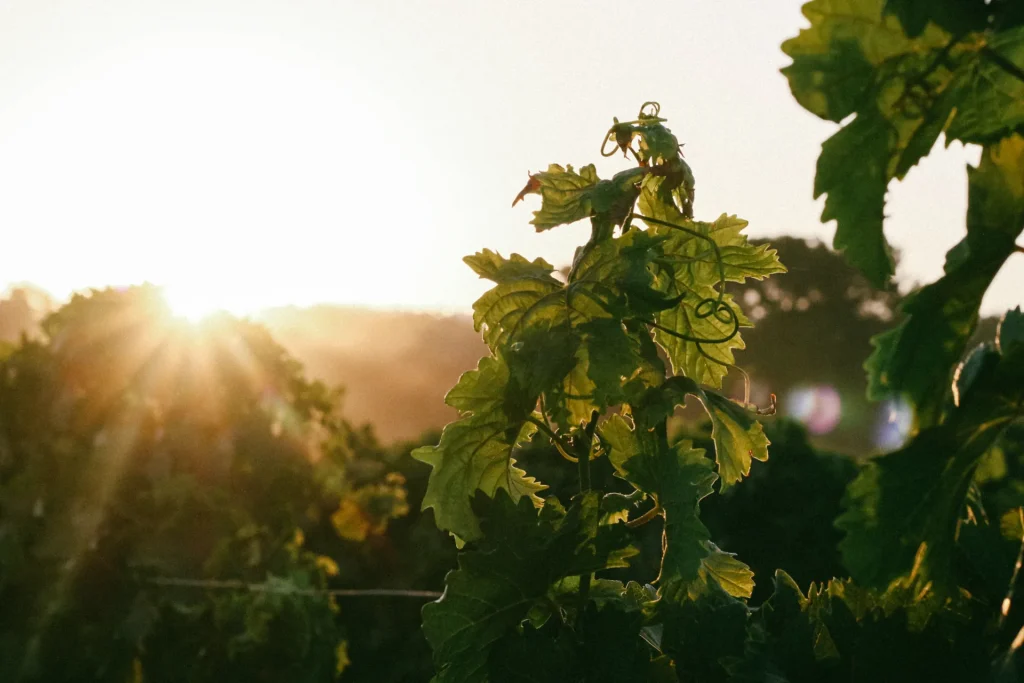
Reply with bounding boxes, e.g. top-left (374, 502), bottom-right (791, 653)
top-left (416, 105), bottom-right (790, 681)
top-left (420, 8), bottom-right (1024, 669)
